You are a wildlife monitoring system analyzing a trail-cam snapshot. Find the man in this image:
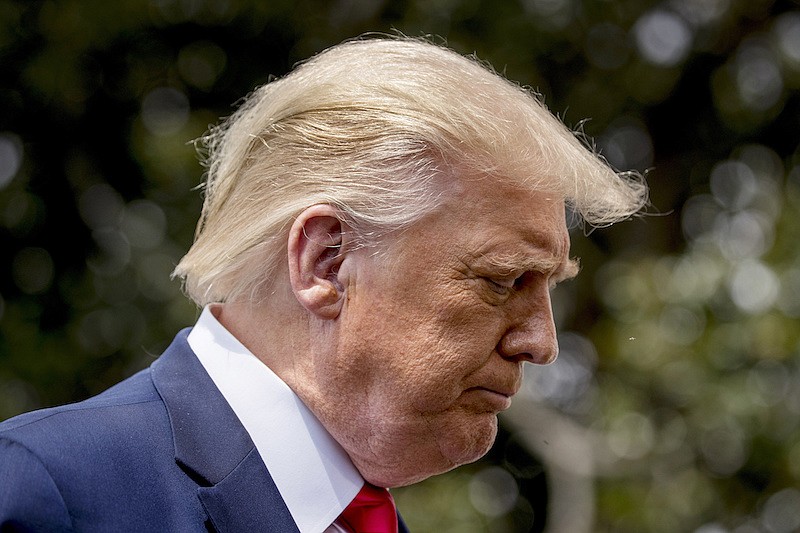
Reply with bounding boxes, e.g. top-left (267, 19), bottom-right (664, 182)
top-left (0, 37), bottom-right (647, 531)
